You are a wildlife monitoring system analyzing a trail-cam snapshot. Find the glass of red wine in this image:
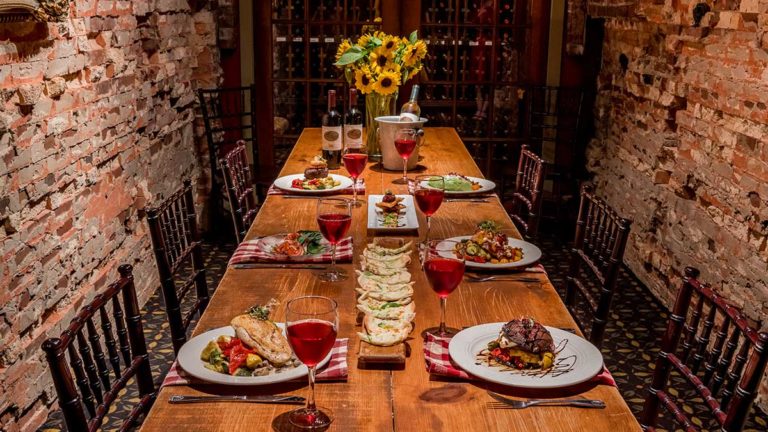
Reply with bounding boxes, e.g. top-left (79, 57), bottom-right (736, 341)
top-left (342, 148), bottom-right (367, 207)
top-left (392, 128), bottom-right (420, 185)
top-left (413, 174), bottom-right (445, 245)
top-left (422, 240), bottom-right (465, 337)
top-left (316, 198), bottom-right (352, 282)
top-left (285, 296), bottom-right (338, 429)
